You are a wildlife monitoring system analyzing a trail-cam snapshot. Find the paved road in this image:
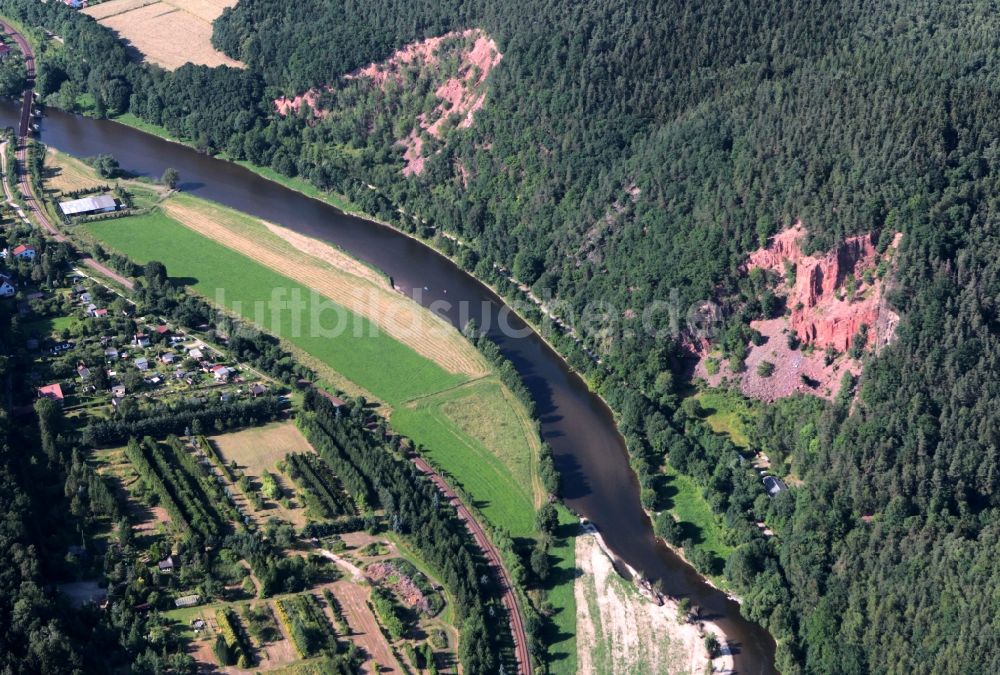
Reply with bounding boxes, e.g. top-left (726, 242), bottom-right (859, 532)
top-left (0, 20), bottom-right (134, 291)
top-left (411, 455), bottom-right (532, 675)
